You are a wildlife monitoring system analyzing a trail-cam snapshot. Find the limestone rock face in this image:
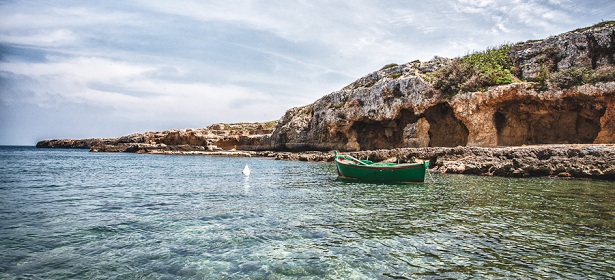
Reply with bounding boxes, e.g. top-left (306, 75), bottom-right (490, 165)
top-left (264, 76), bottom-right (614, 152)
top-left (262, 23), bottom-right (615, 151)
top-left (267, 60), bottom-right (444, 151)
top-left (511, 23), bottom-right (615, 80)
top-left (36, 122), bottom-right (276, 152)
